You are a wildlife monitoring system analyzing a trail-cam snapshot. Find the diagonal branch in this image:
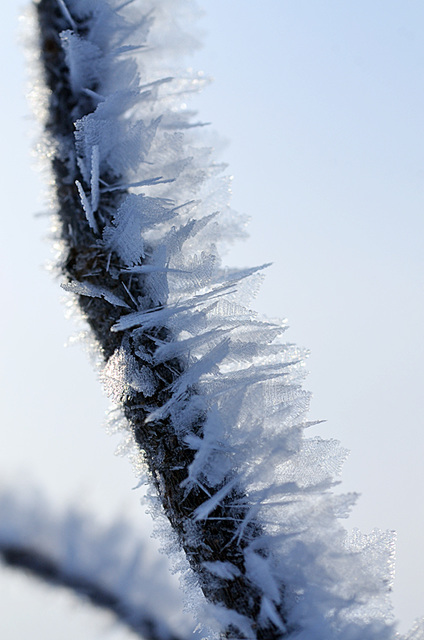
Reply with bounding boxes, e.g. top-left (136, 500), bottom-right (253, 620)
top-left (29, 1), bottom-right (402, 639)
top-left (0, 488), bottom-right (195, 640)
top-left (34, 1), bottom-right (293, 637)
top-left (1, 543), bottom-right (184, 640)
